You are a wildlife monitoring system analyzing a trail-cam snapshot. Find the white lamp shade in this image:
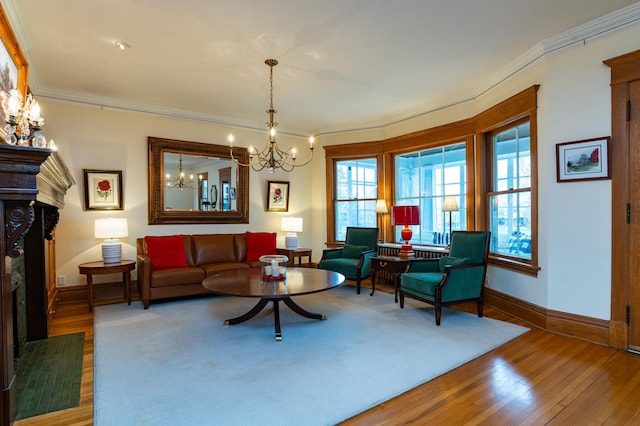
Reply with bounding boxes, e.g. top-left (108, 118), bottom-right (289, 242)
top-left (375, 199), bottom-right (388, 214)
top-left (281, 217), bottom-right (303, 233)
top-left (442, 196), bottom-right (459, 212)
top-left (281, 217), bottom-right (303, 250)
top-left (95, 218), bottom-right (129, 239)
